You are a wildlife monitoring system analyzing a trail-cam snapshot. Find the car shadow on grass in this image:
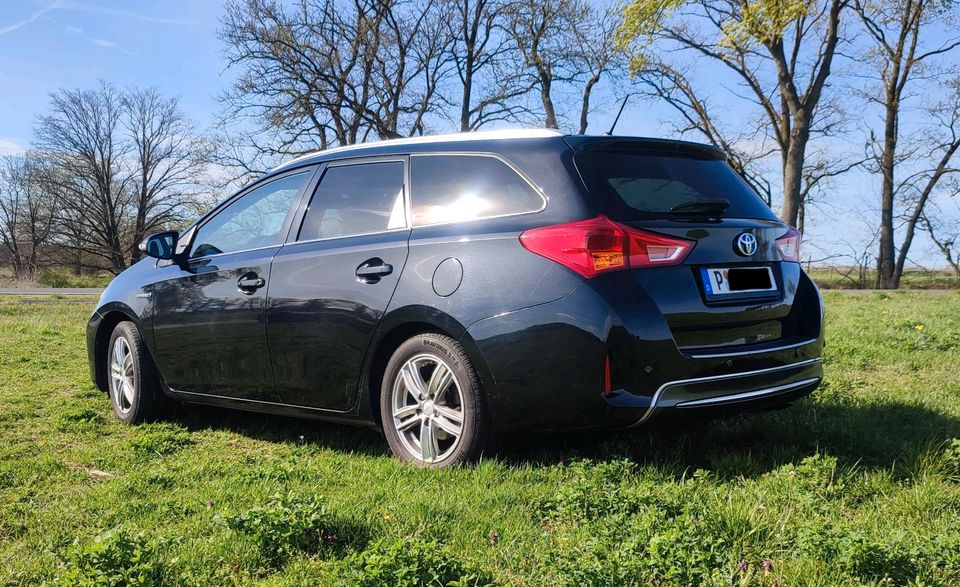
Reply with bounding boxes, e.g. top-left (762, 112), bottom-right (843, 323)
top-left (494, 398), bottom-right (960, 478)
top-left (162, 398), bottom-right (959, 477)
top-left (168, 403), bottom-right (390, 458)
